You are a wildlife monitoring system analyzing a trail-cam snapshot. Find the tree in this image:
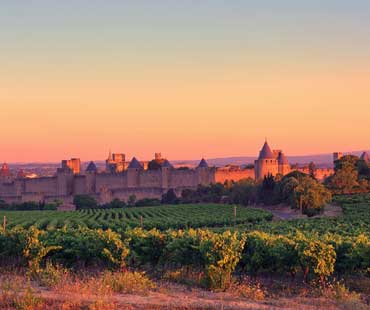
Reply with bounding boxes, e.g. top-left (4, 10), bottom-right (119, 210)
top-left (230, 178), bottom-right (257, 206)
top-left (293, 177), bottom-right (332, 216)
top-left (329, 162), bottom-right (359, 194)
top-left (128, 195), bottom-right (137, 207)
top-left (162, 189), bottom-right (178, 204)
top-left (73, 195), bottom-right (98, 209)
top-left (109, 198), bottom-right (126, 208)
top-left (258, 174), bottom-right (276, 205)
top-left (308, 162), bottom-right (316, 179)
